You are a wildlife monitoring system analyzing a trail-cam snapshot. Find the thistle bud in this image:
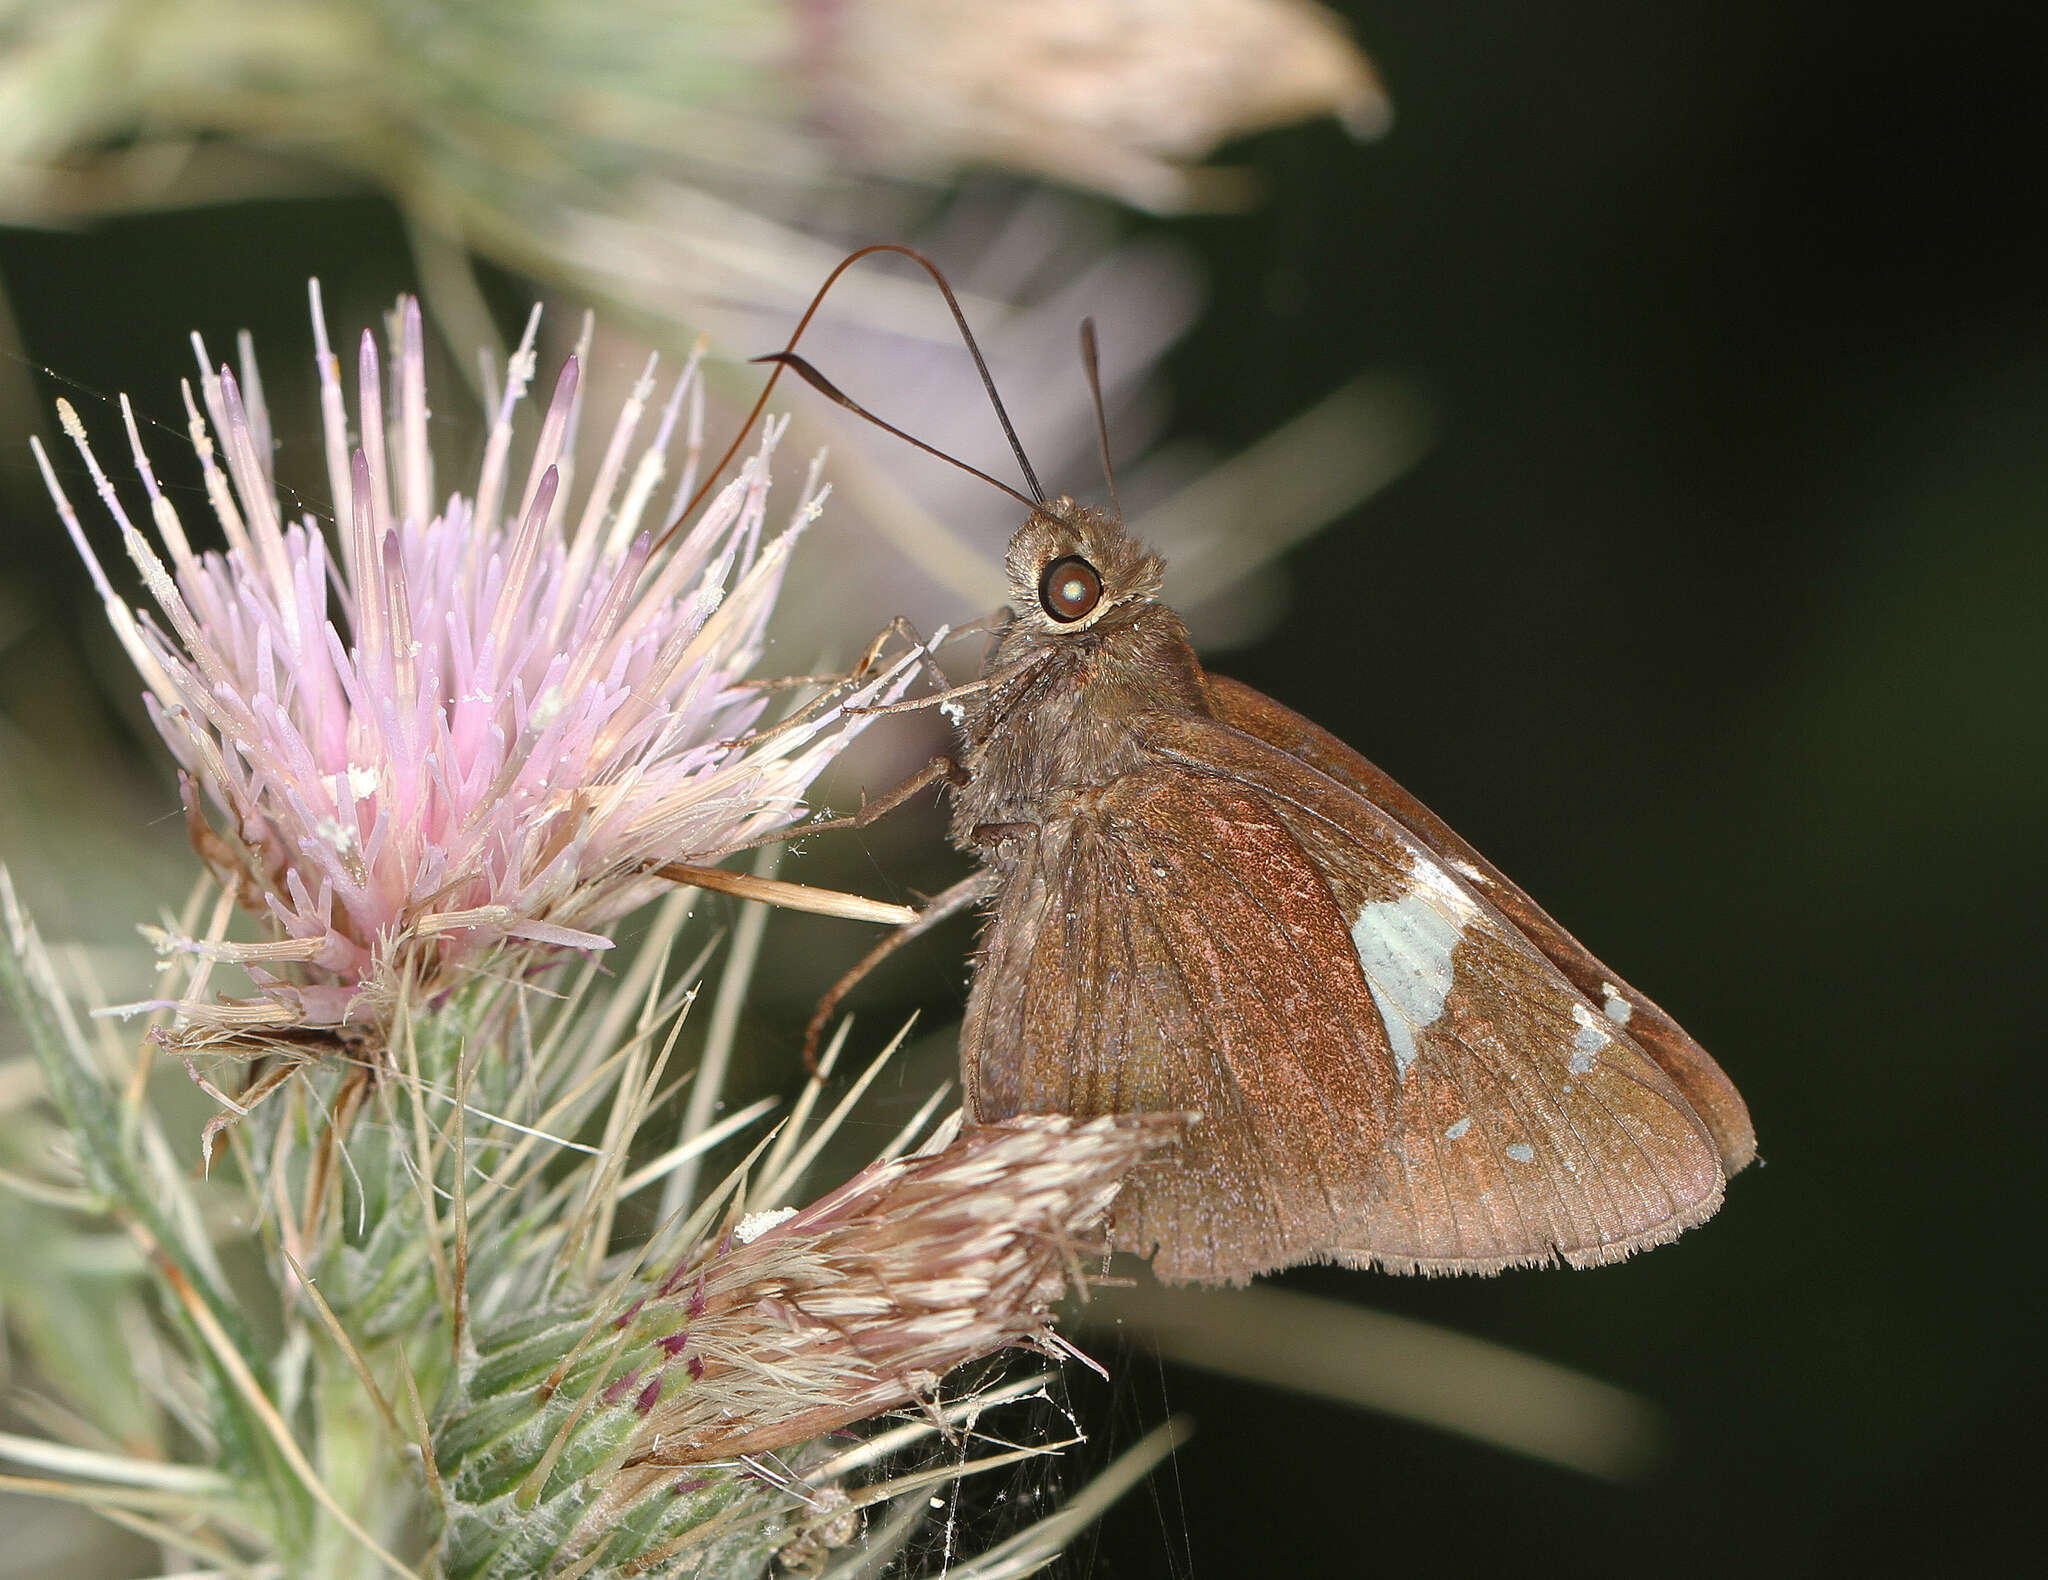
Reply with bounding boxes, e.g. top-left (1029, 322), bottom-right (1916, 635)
top-left (433, 1114), bottom-right (1184, 1579)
